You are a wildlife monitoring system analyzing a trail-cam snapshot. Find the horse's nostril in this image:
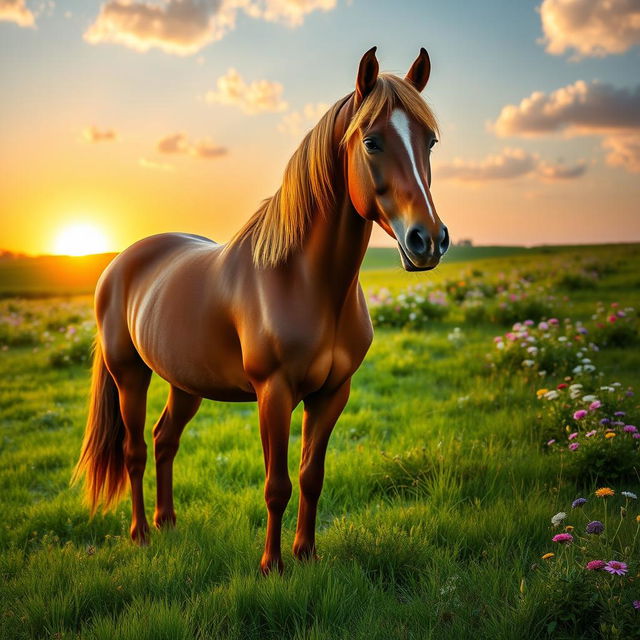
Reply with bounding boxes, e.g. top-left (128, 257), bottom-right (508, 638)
top-left (439, 225), bottom-right (450, 255)
top-left (406, 226), bottom-right (430, 257)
